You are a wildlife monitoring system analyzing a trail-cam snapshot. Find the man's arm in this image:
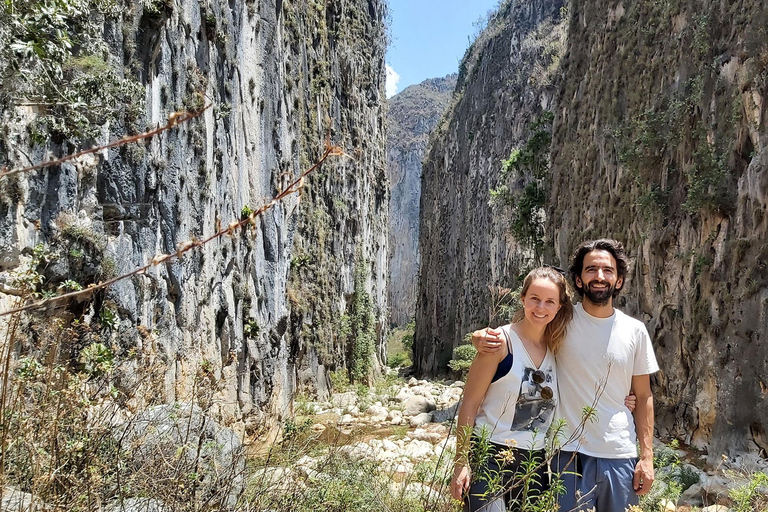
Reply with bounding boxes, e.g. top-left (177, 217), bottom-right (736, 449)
top-left (631, 373), bottom-right (654, 495)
